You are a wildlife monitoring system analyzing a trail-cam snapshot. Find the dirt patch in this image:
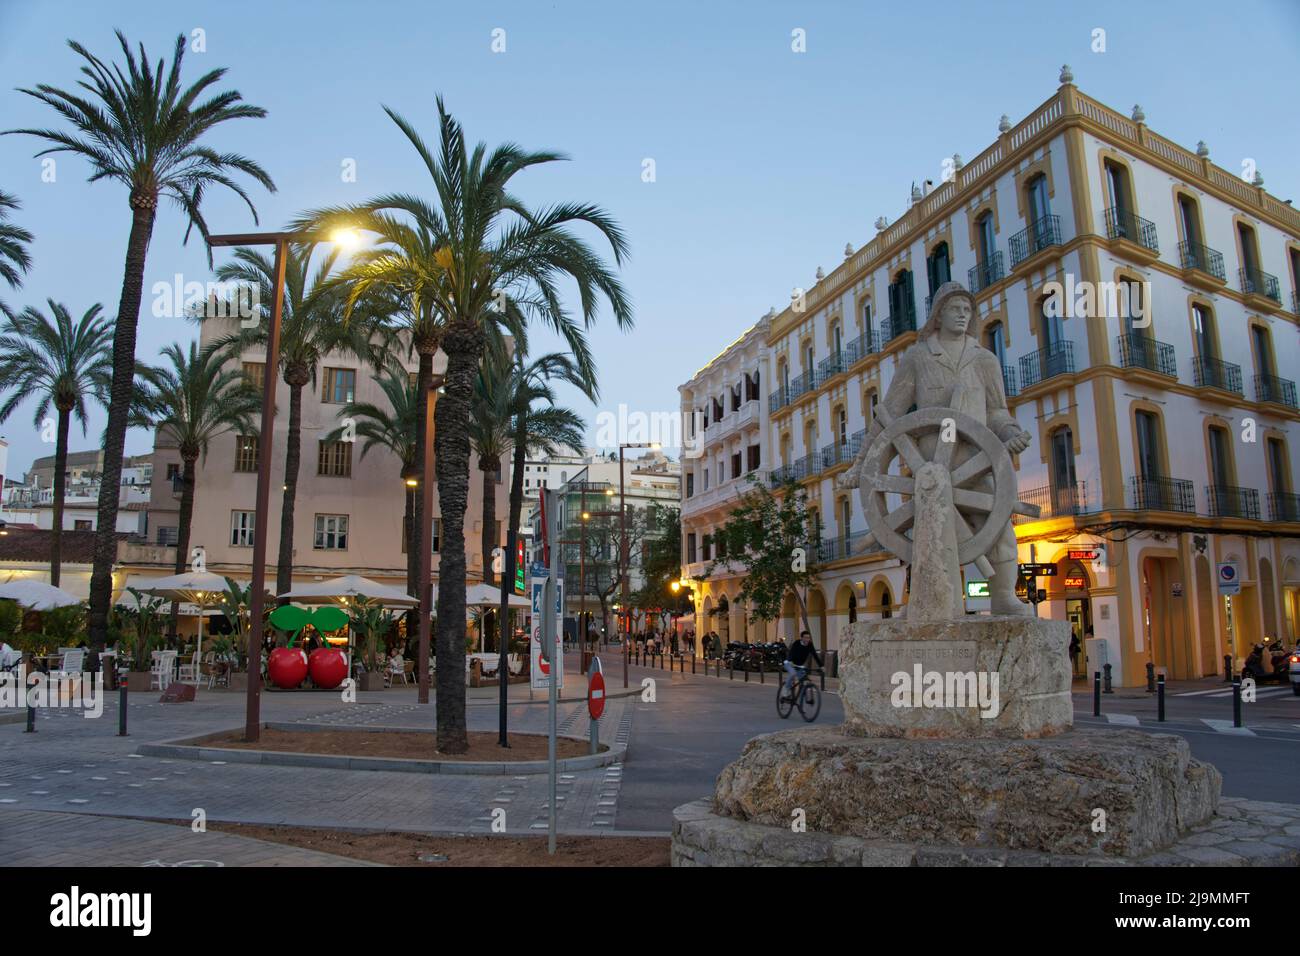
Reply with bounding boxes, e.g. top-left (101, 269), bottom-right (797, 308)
top-left (190, 728), bottom-right (602, 761)
top-left (178, 821), bottom-right (669, 867)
